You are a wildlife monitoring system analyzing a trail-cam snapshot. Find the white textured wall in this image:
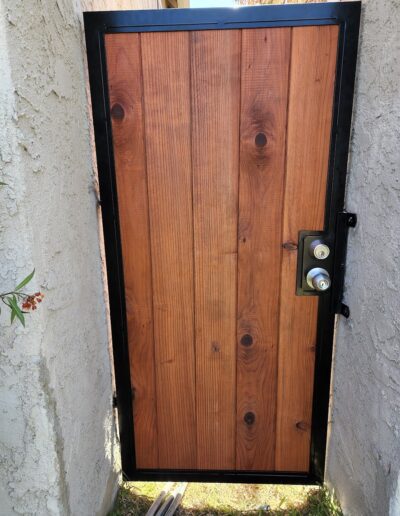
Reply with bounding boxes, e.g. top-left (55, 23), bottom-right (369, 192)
top-left (326, 1), bottom-right (400, 515)
top-left (1, 0), bottom-right (399, 514)
top-left (0, 0), bottom-right (155, 514)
